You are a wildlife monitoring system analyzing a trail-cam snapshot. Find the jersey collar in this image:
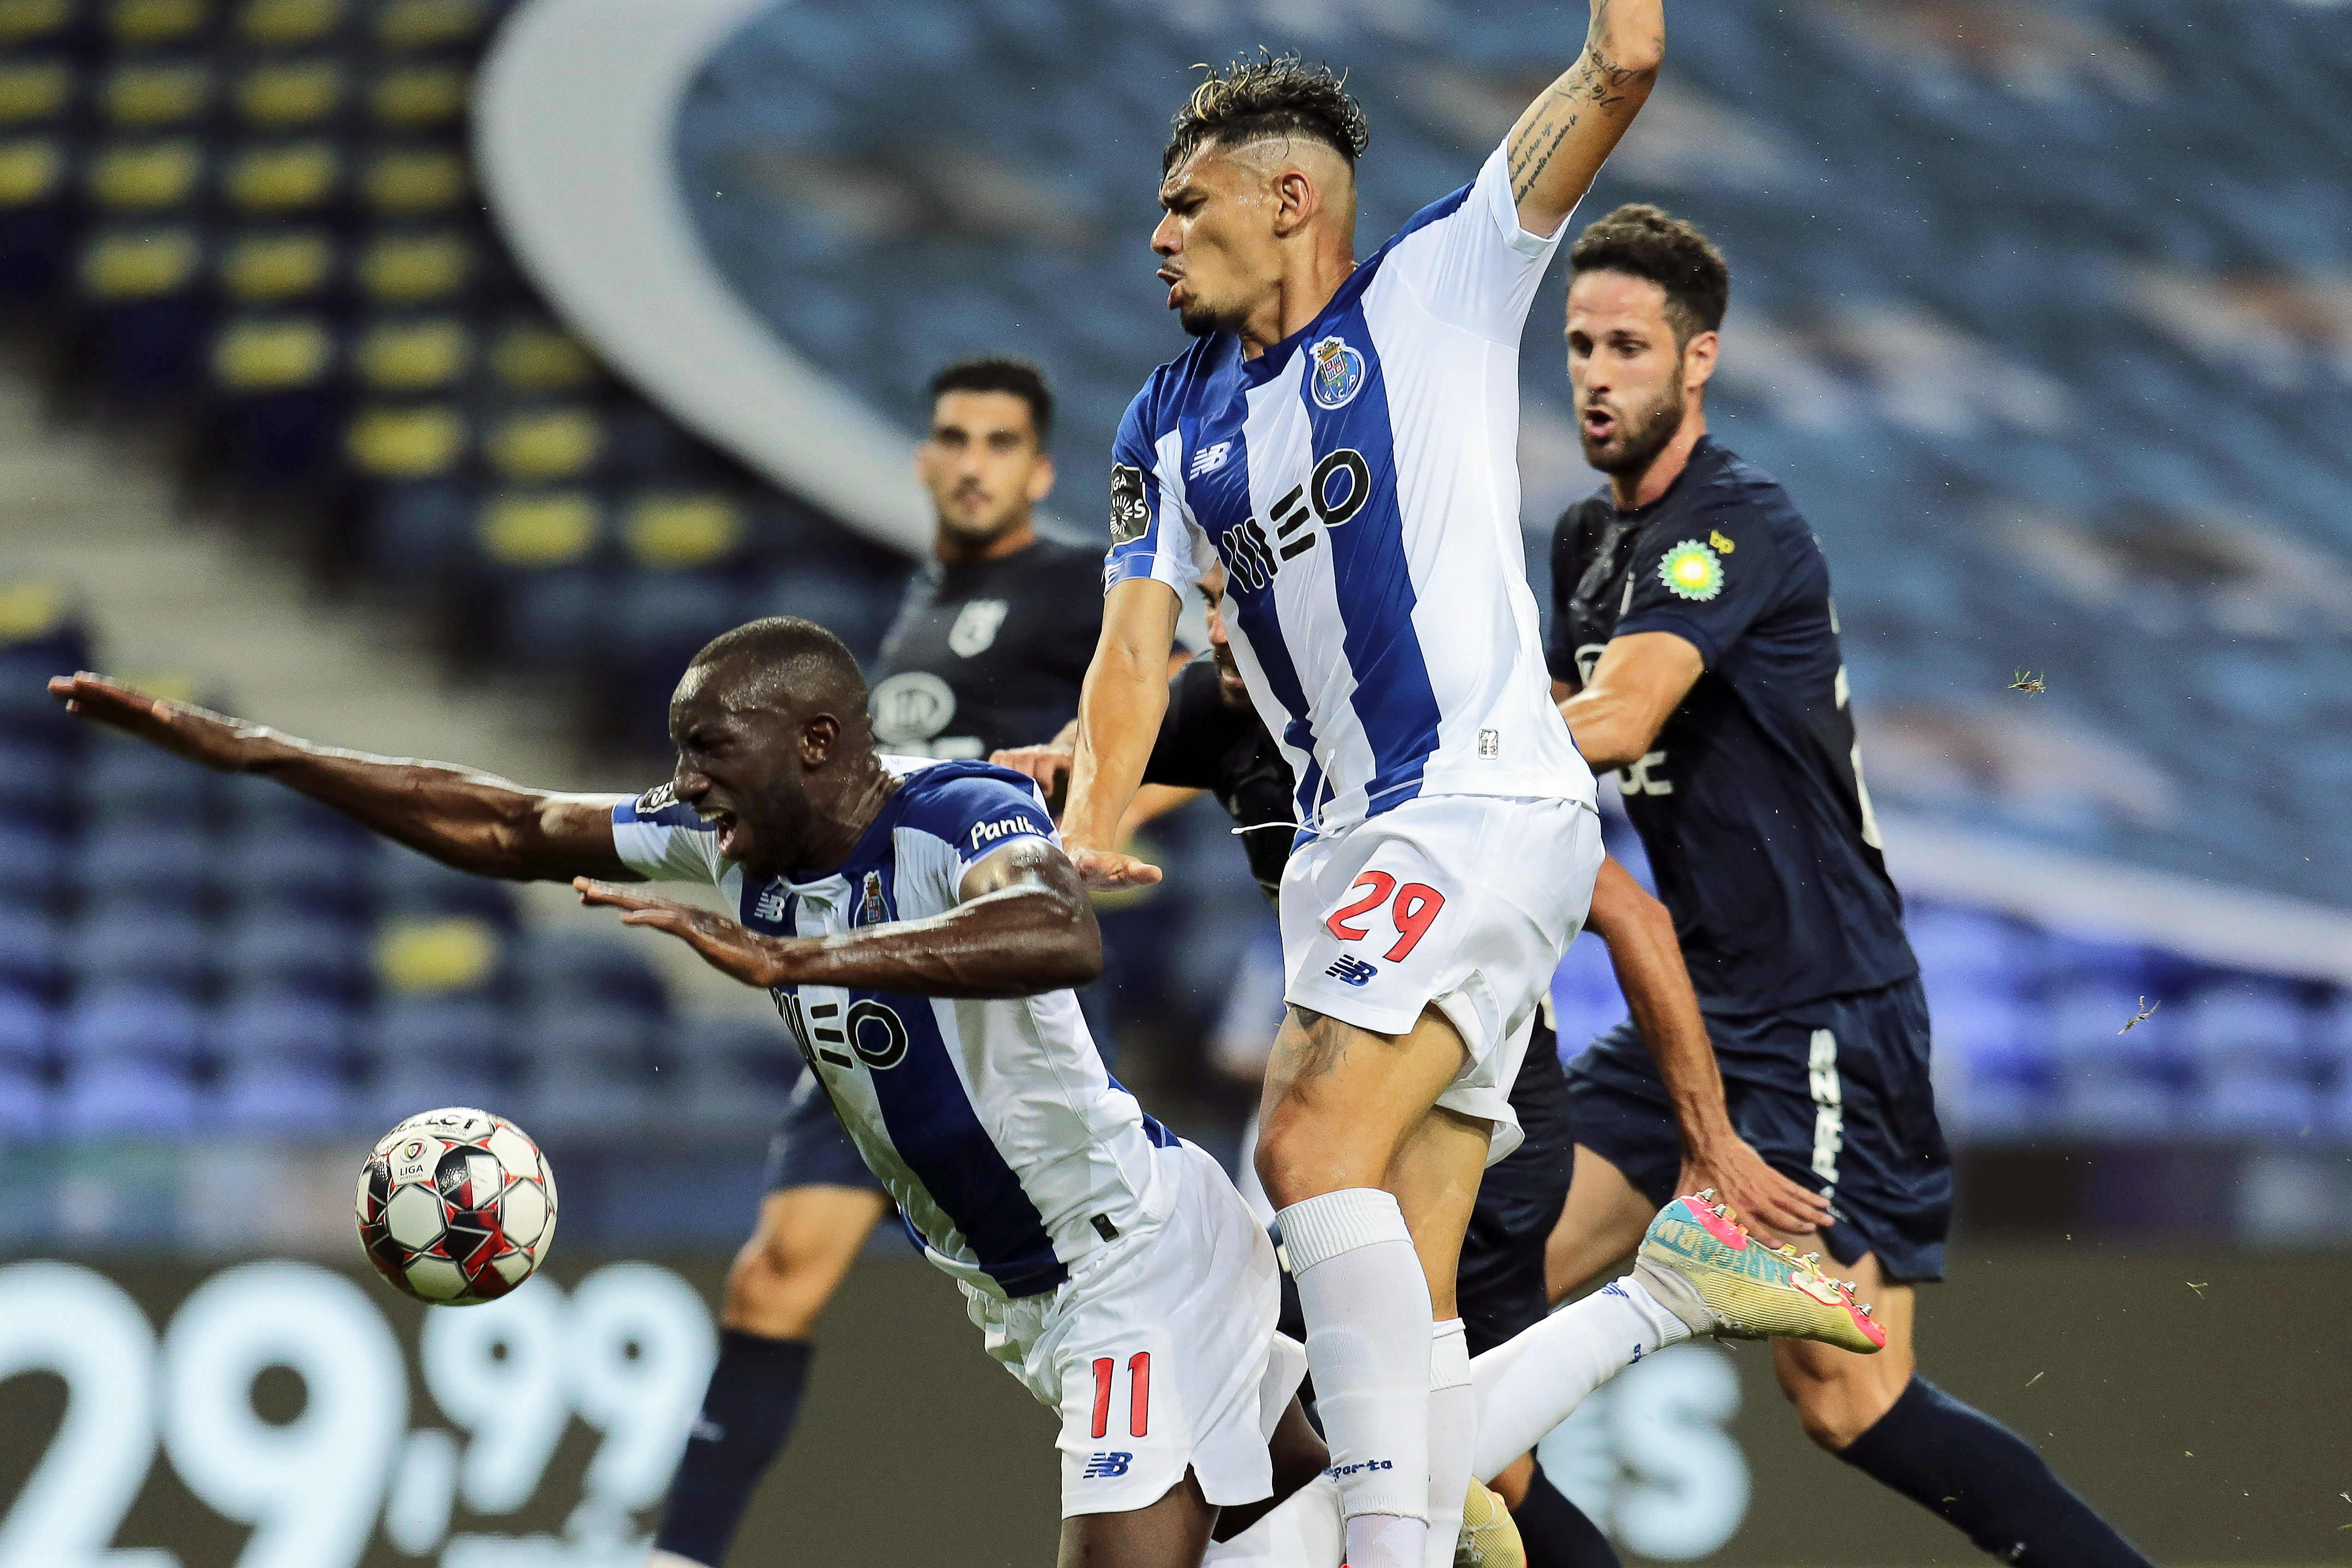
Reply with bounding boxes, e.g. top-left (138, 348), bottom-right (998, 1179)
top-left (1612, 434), bottom-right (1720, 521)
